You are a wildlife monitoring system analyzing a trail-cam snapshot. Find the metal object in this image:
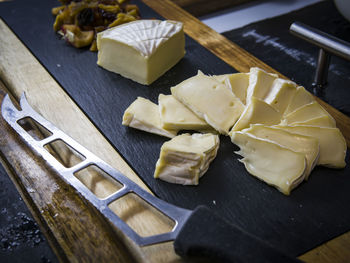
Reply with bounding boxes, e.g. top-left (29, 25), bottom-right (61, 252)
top-left (1, 93), bottom-right (192, 246)
top-left (290, 22), bottom-right (350, 93)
